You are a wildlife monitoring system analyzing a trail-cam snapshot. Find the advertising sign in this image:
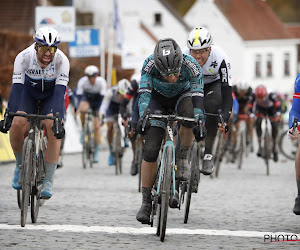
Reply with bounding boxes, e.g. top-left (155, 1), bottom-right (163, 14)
top-left (35, 6), bottom-right (75, 42)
